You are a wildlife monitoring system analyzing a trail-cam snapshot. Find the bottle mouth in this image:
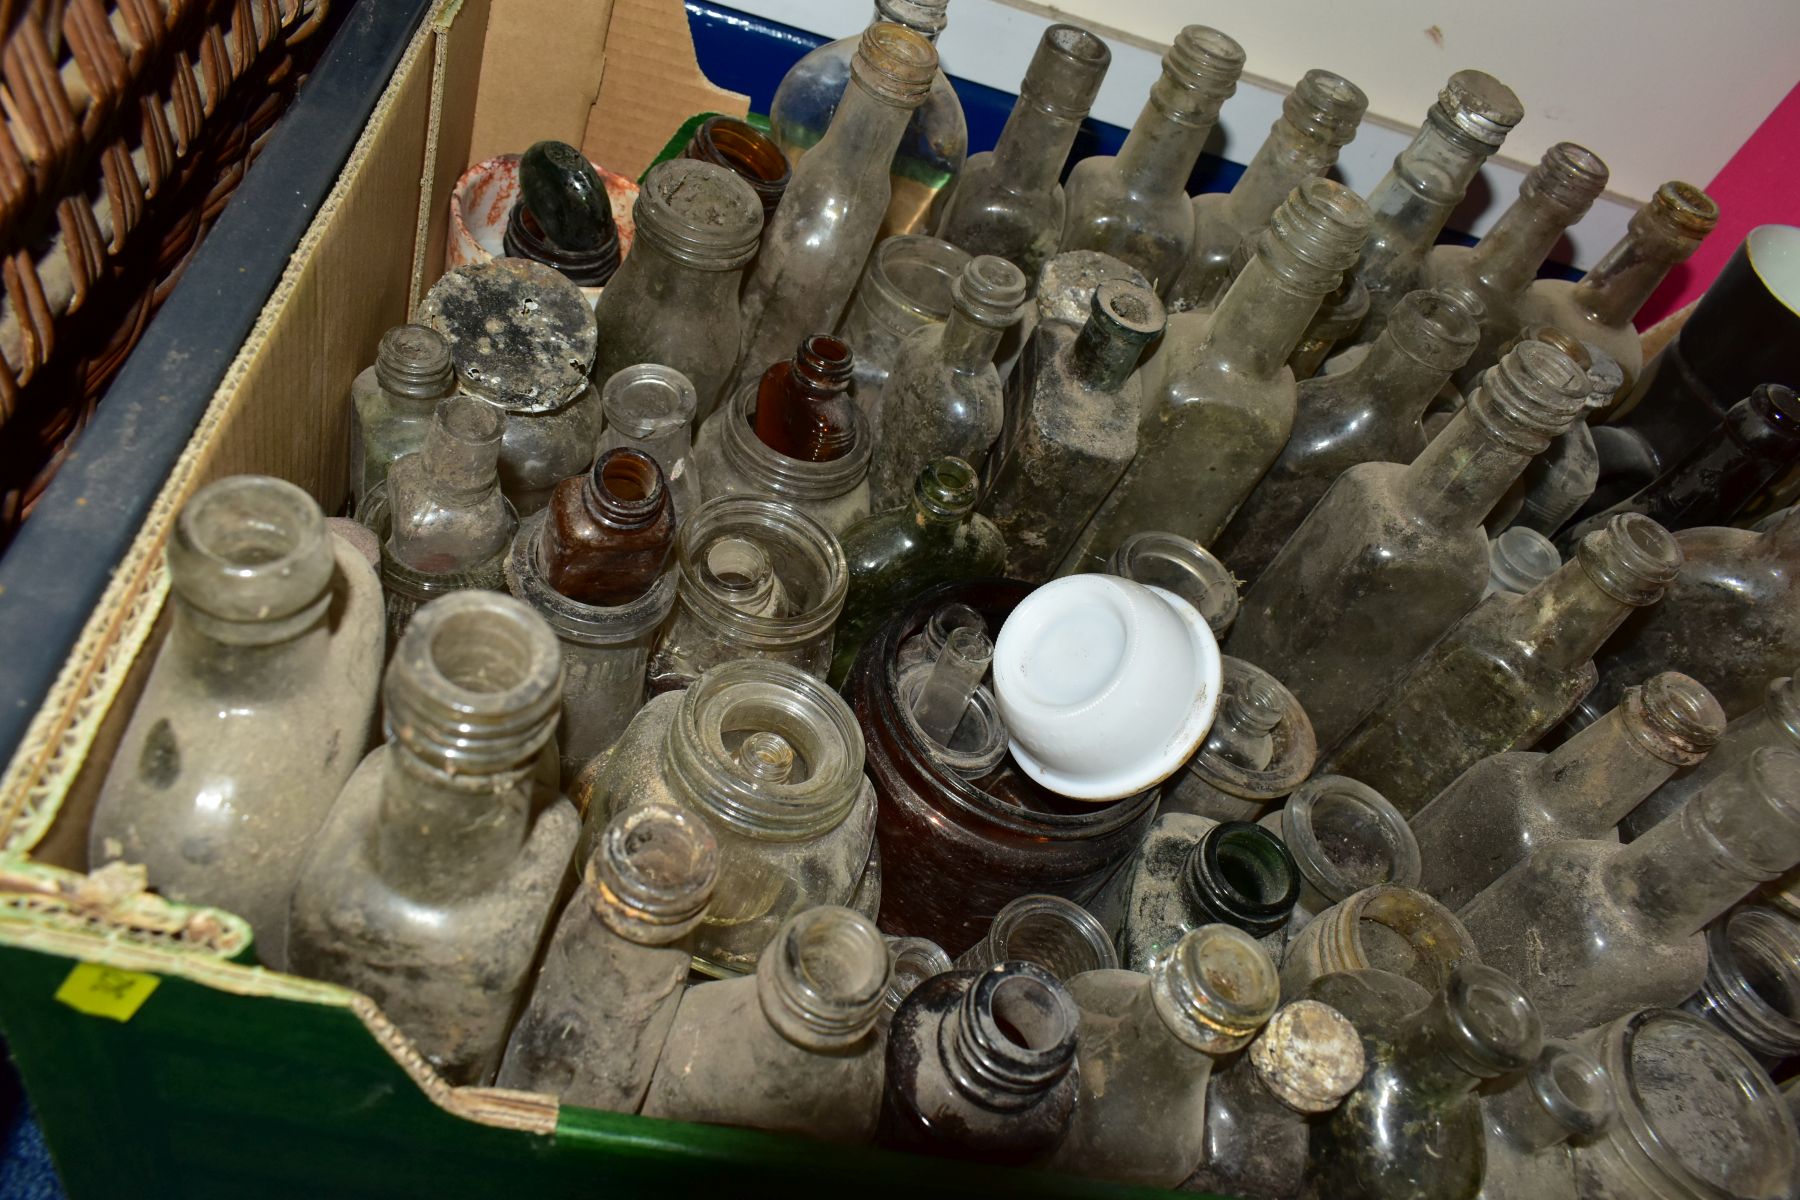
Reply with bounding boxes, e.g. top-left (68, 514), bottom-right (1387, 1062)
top-left (1106, 530), bottom-right (1238, 636)
top-left (1644, 180), bottom-right (1721, 242)
top-left (1389, 289), bottom-right (1481, 371)
top-left (634, 157), bottom-right (765, 266)
top-left (884, 936), bottom-right (953, 1012)
top-left (1691, 905), bottom-right (1800, 1059)
top-left (1280, 775), bottom-right (1422, 904)
top-left (602, 363), bottom-right (698, 439)
top-left (1440, 962), bottom-right (1543, 1079)
top-left (953, 256), bottom-right (1030, 328)
top-left (1523, 142), bottom-right (1611, 213)
top-left (1258, 179), bottom-right (1372, 294)
top-left (1576, 512), bottom-right (1684, 605)
top-left (586, 447), bottom-right (668, 525)
top-left (374, 323), bottom-right (455, 398)
top-left (1156, 25), bottom-right (1245, 125)
top-left (1472, 340), bottom-right (1591, 450)
top-left (593, 802), bottom-right (719, 938)
top-left (913, 456), bottom-right (981, 520)
top-left (1152, 923), bottom-right (1280, 1053)
top-left (1528, 1043), bottom-right (1616, 1142)
top-left (1336, 885), bottom-right (1478, 996)
top-left (1433, 68), bottom-right (1524, 148)
top-left (674, 495), bottom-right (848, 642)
top-left (850, 22), bottom-right (938, 107)
top-left (756, 907), bottom-right (890, 1048)
top-left (1624, 672), bottom-right (1726, 764)
top-left (1092, 278), bottom-right (1168, 342)
top-left (949, 963), bottom-right (1079, 1103)
top-left (1285, 69), bottom-right (1368, 146)
top-left (1025, 25), bottom-right (1111, 118)
top-left (1182, 821), bottom-right (1301, 937)
top-left (1489, 527), bottom-right (1562, 596)
top-left (963, 894), bottom-right (1118, 980)
top-left (863, 235), bottom-right (969, 327)
top-left (169, 475), bottom-right (334, 633)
